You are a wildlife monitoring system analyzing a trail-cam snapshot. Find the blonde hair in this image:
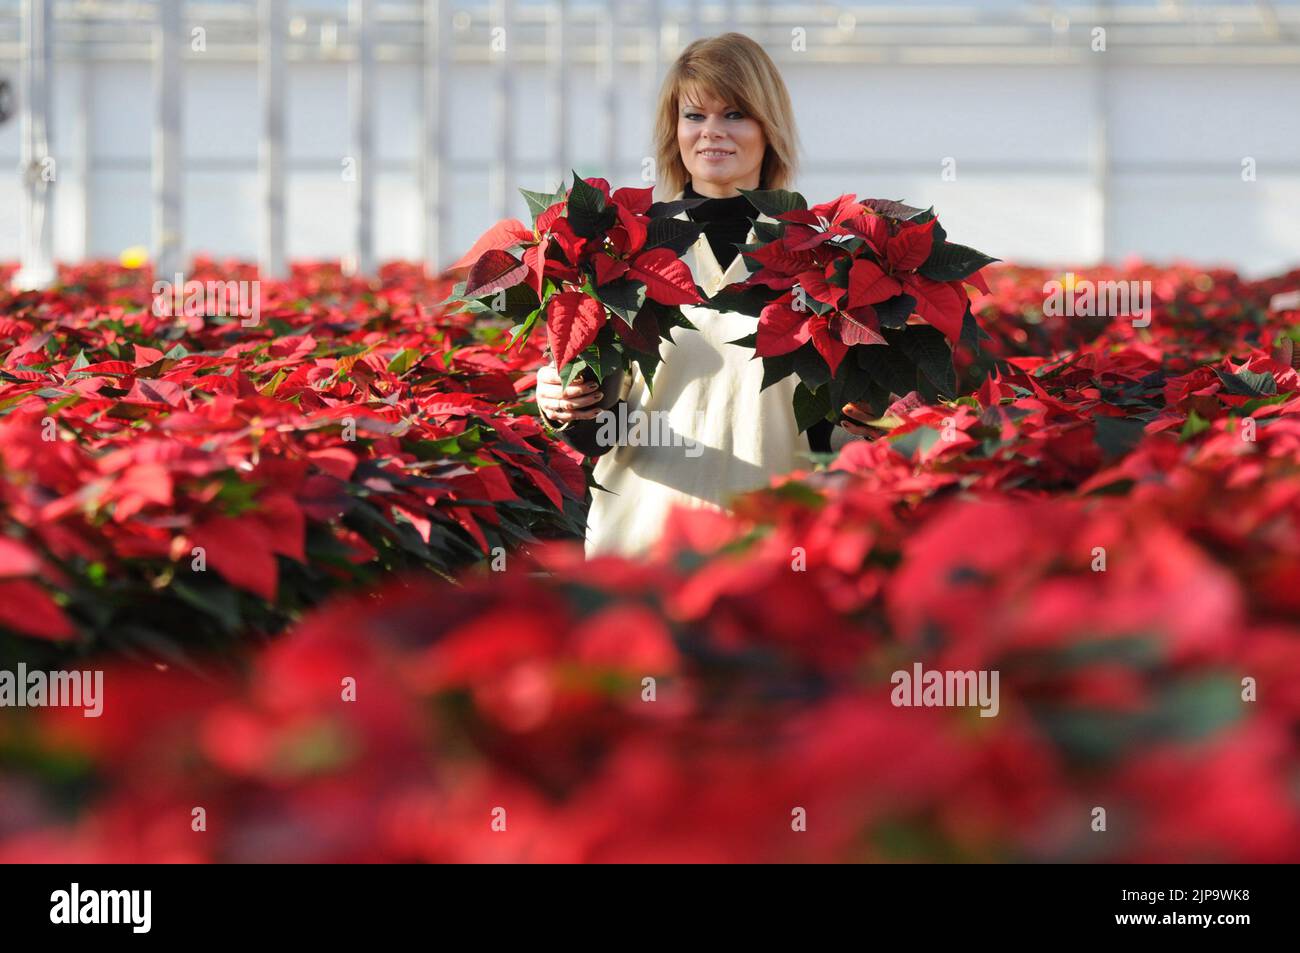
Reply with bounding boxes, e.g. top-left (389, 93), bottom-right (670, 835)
top-left (652, 32), bottom-right (800, 200)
